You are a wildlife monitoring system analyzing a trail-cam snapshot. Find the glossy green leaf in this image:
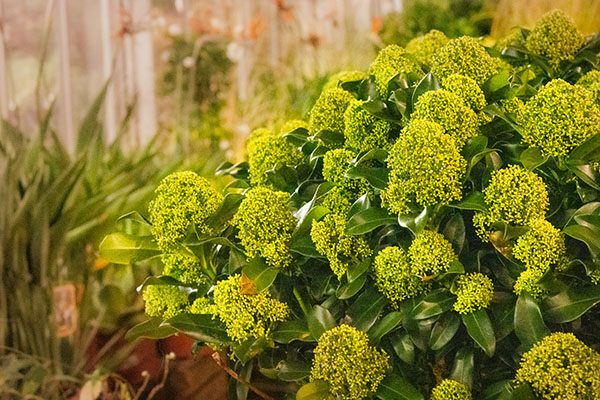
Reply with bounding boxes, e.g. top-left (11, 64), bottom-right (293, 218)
top-left (570, 130), bottom-right (600, 162)
top-left (461, 309), bottom-right (496, 357)
top-left (242, 258), bottom-right (279, 293)
top-left (271, 320), bottom-right (313, 343)
top-left (398, 206), bottom-right (430, 234)
top-left (520, 147), bottom-right (547, 171)
top-left (511, 382), bottom-right (536, 400)
top-left (482, 70), bottom-right (511, 95)
top-left (204, 193), bottom-right (245, 230)
top-left (164, 313), bottom-right (229, 344)
top-left (233, 336), bottom-right (271, 365)
top-left (542, 285), bottom-right (600, 323)
top-left (480, 380), bottom-right (513, 400)
top-left (125, 317), bottom-right (178, 341)
top-left (347, 289), bottom-right (387, 332)
top-left (346, 207), bottom-right (398, 235)
top-left (296, 380), bottom-right (330, 400)
top-left (411, 289), bottom-right (455, 320)
top-left (277, 360), bottom-right (311, 381)
top-left (564, 224), bottom-right (600, 256)
top-left (336, 273), bottom-right (367, 300)
top-left (429, 312), bottom-right (460, 351)
top-left (449, 347), bottom-right (474, 388)
top-left (345, 165), bottom-right (389, 189)
top-left (348, 193), bottom-right (371, 219)
top-left (514, 293), bottom-right (550, 349)
top-left (307, 305), bottom-right (337, 340)
top-left (368, 311), bottom-right (403, 344)
top-left (99, 232), bottom-right (161, 264)
top-left (448, 192), bottom-right (487, 212)
top-left (375, 374), bottom-right (425, 400)
top-left (390, 331), bottom-right (415, 365)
